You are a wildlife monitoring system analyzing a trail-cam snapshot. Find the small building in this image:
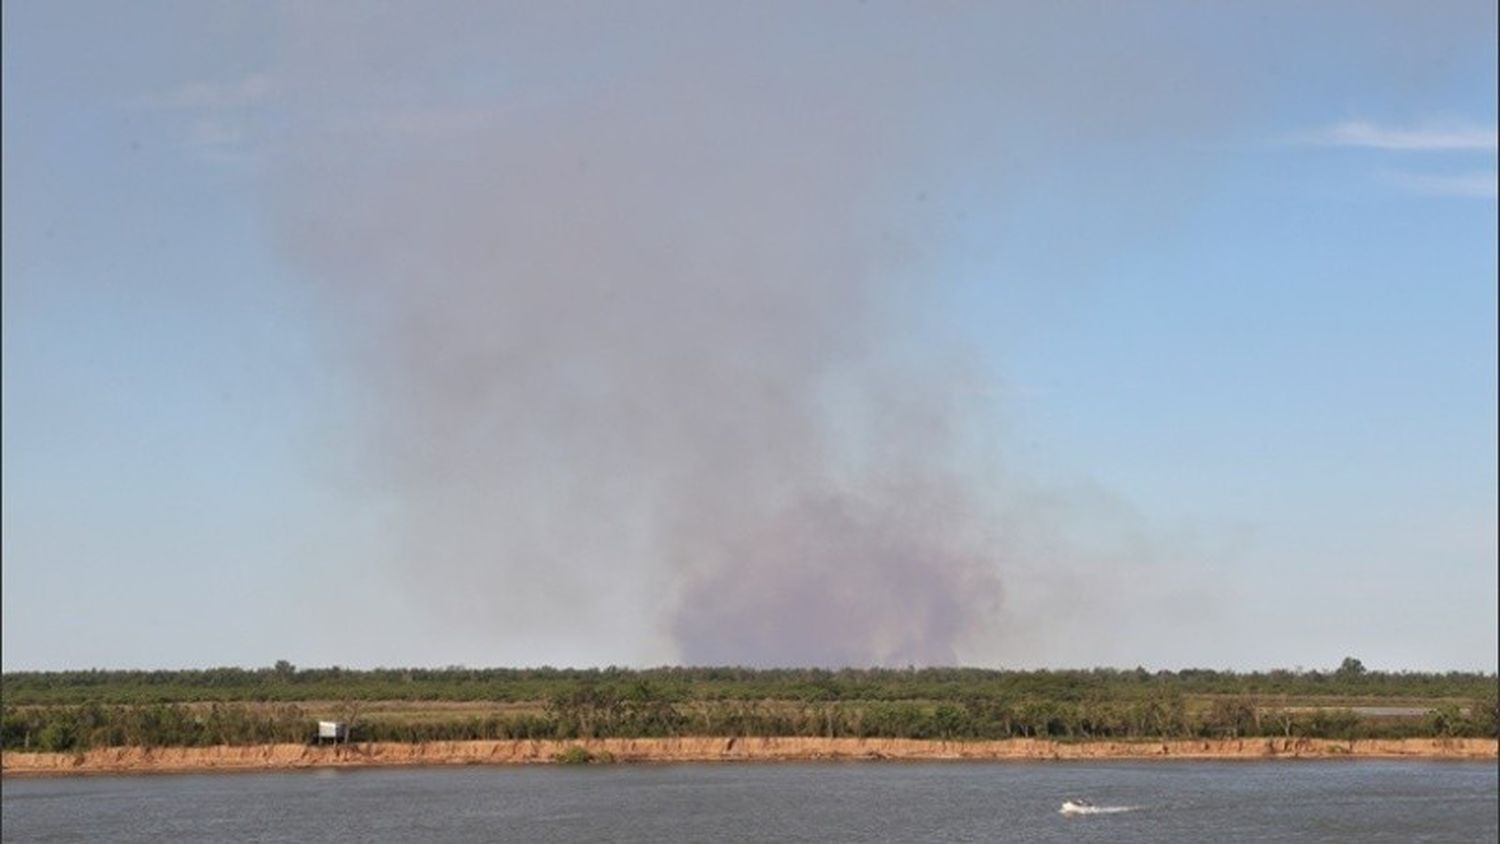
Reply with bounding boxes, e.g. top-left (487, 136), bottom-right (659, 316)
top-left (317, 720), bottom-right (349, 744)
